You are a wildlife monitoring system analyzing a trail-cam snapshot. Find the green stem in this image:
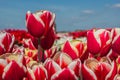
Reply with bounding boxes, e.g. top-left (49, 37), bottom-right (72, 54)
top-left (38, 38), bottom-right (44, 63)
